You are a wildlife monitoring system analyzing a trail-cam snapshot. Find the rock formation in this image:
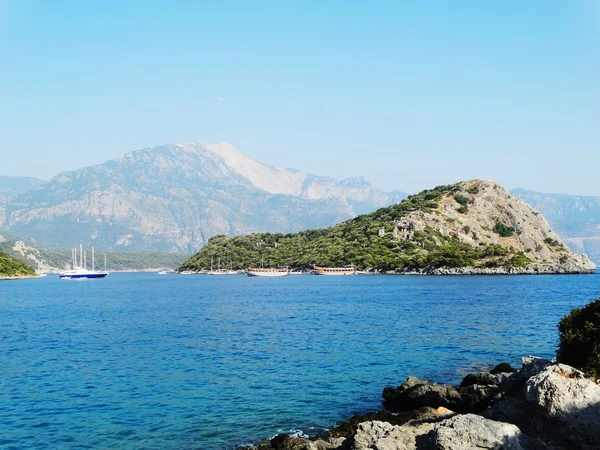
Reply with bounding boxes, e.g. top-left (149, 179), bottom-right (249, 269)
top-left (260, 357), bottom-right (600, 450)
